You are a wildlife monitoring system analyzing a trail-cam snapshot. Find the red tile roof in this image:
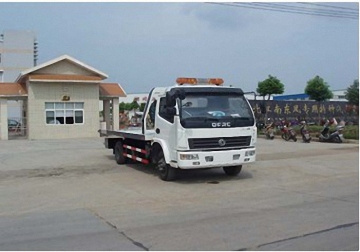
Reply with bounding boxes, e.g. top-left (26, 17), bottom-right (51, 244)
top-left (100, 83), bottom-right (126, 97)
top-left (0, 83), bottom-right (27, 96)
top-left (0, 81), bottom-right (126, 98)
